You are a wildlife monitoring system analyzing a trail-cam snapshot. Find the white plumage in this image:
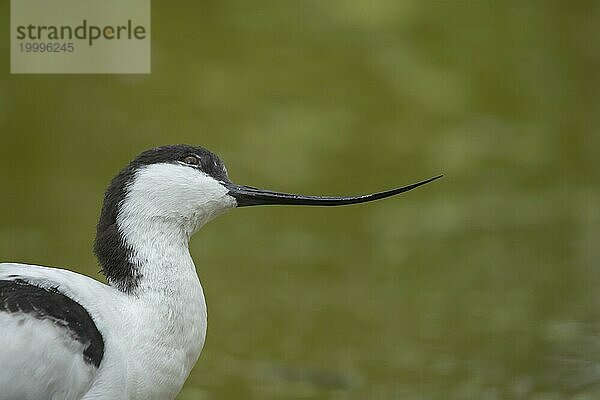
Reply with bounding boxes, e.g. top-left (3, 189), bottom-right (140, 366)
top-left (0, 160), bottom-right (225, 400)
top-left (0, 145), bottom-right (439, 399)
